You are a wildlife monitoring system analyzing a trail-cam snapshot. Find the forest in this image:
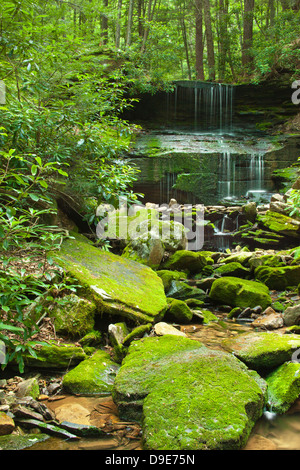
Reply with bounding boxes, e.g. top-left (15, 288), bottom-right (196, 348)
top-left (0, 0), bottom-right (300, 377)
top-left (1, 0), bottom-right (300, 452)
